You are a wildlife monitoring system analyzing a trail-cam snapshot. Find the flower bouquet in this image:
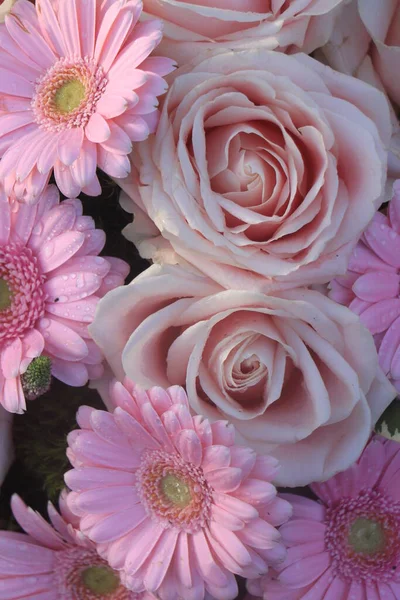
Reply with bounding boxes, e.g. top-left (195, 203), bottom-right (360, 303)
top-left (0, 1), bottom-right (400, 599)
